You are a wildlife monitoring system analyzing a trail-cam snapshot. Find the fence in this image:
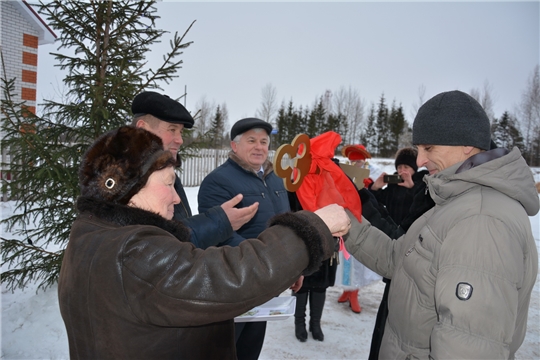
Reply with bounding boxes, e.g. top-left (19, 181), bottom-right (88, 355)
top-left (178, 148), bottom-right (276, 187)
